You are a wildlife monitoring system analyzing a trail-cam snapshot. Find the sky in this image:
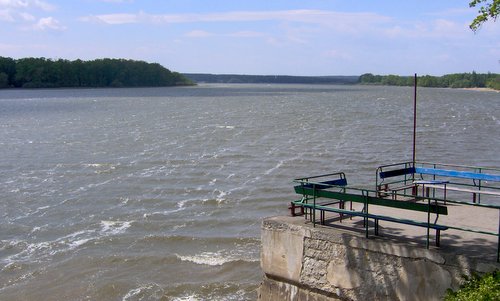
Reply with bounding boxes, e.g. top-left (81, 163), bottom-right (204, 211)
top-left (0, 0), bottom-right (499, 76)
